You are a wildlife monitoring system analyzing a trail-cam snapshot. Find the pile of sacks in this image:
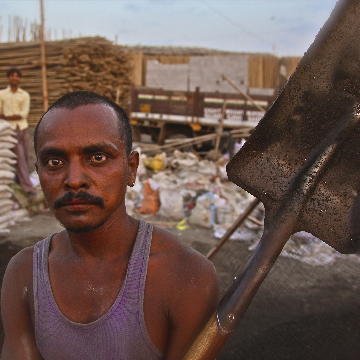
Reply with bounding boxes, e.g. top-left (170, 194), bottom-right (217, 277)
top-left (126, 149), bottom-right (264, 232)
top-left (0, 120), bottom-right (29, 232)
